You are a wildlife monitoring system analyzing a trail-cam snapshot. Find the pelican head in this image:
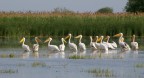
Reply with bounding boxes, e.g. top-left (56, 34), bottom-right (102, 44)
top-left (75, 35), bottom-right (82, 39)
top-left (61, 38), bottom-right (67, 43)
top-left (97, 36), bottom-right (104, 42)
top-left (96, 36), bottom-right (98, 39)
top-left (20, 37), bottom-right (25, 43)
top-left (44, 37), bottom-right (52, 43)
top-left (113, 33), bottom-right (123, 37)
top-left (65, 33), bottom-right (72, 39)
top-left (35, 37), bottom-right (42, 43)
